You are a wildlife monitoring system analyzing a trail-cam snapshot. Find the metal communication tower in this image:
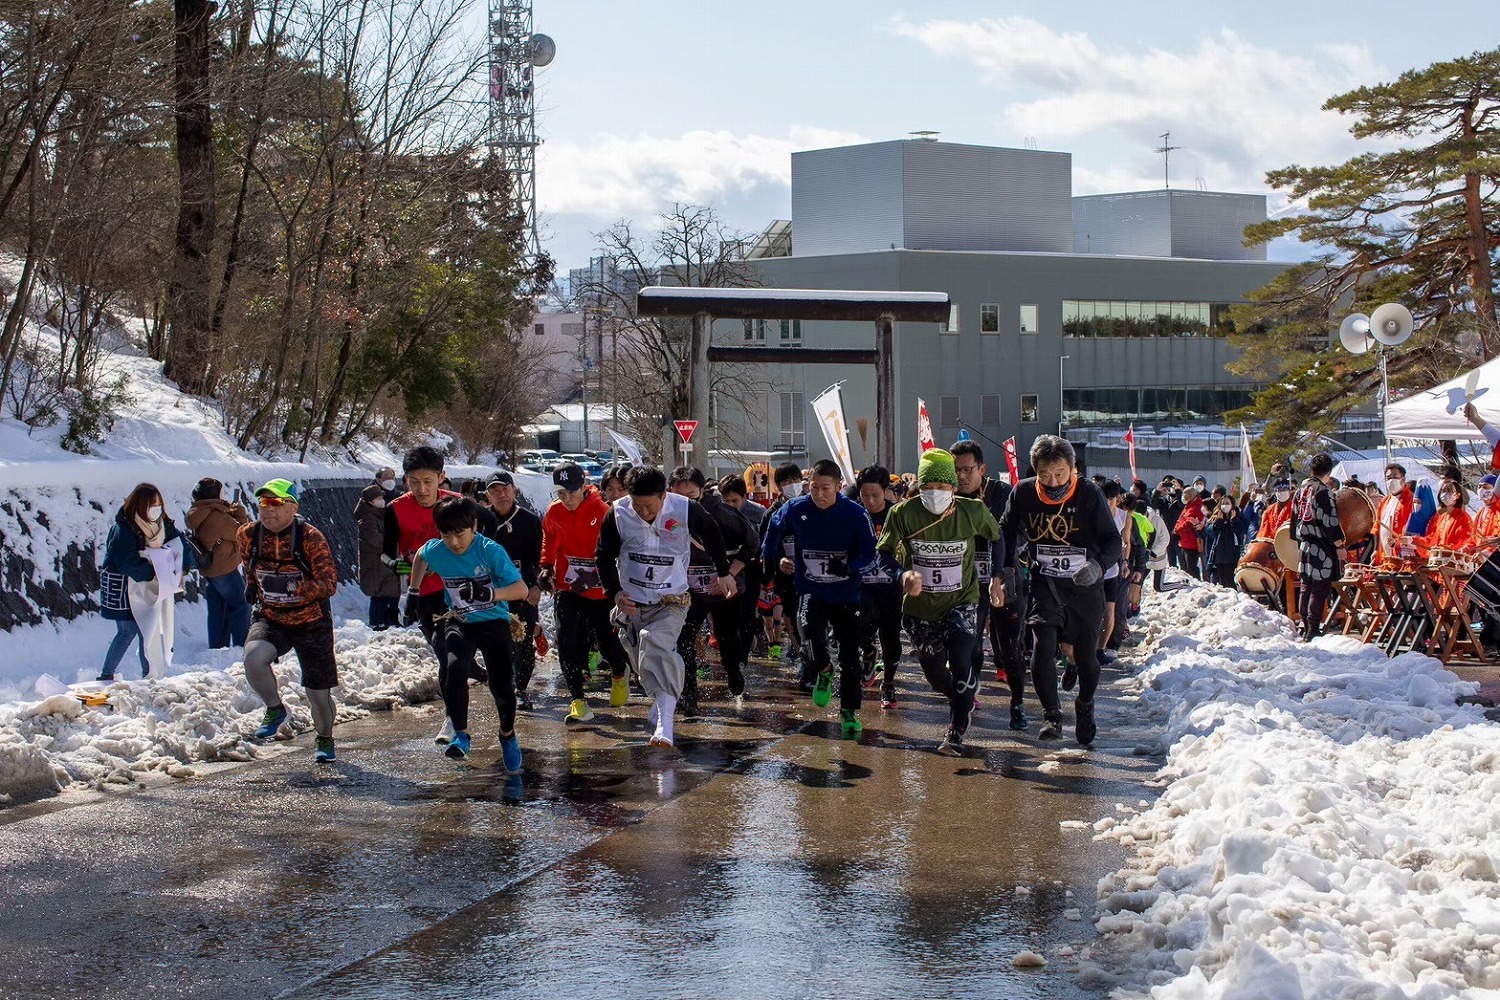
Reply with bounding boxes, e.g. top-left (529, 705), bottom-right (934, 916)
top-left (487, 0), bottom-right (553, 262)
